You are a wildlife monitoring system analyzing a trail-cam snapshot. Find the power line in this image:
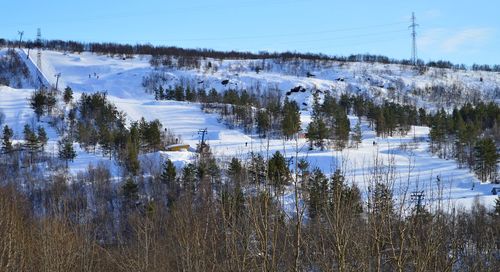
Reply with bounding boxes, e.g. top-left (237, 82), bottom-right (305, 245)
top-left (154, 21), bottom-right (409, 42)
top-left (252, 28), bottom-right (408, 47)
